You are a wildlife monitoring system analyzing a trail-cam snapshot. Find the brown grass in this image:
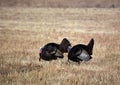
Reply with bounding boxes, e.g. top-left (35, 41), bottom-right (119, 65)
top-left (0, 8), bottom-right (120, 85)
